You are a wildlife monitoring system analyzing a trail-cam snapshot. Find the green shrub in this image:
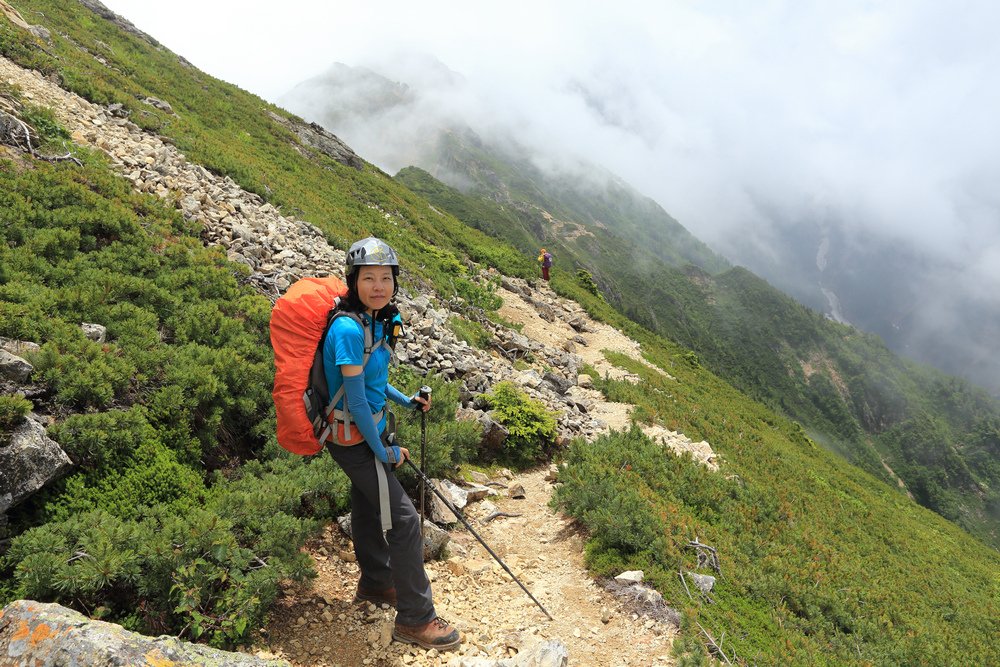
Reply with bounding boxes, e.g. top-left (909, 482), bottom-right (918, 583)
top-left (19, 104), bottom-right (70, 151)
top-left (481, 381), bottom-right (557, 467)
top-left (48, 407), bottom-right (157, 470)
top-left (449, 315), bottom-right (491, 349)
top-left (47, 442), bottom-right (205, 521)
top-left (455, 276), bottom-right (503, 312)
top-left (2, 454), bottom-right (349, 648)
top-left (388, 370), bottom-right (482, 481)
top-left (32, 335), bottom-right (135, 409)
top-left (576, 268), bottom-right (602, 297)
top-left (0, 394), bottom-right (32, 431)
